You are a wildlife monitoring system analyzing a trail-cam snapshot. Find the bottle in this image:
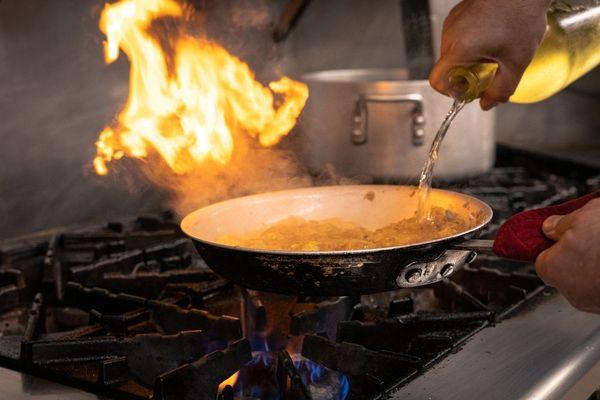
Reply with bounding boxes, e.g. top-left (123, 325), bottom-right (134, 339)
top-left (447, 3), bottom-right (600, 103)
